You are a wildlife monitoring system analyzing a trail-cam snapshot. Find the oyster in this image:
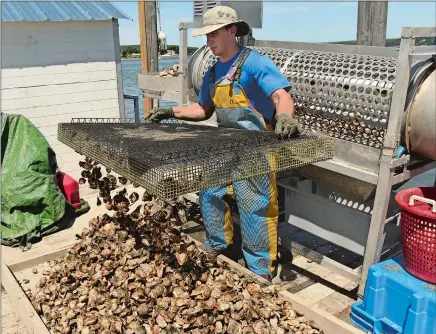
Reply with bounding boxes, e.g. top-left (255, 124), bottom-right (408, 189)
top-left (30, 166), bottom-right (321, 334)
